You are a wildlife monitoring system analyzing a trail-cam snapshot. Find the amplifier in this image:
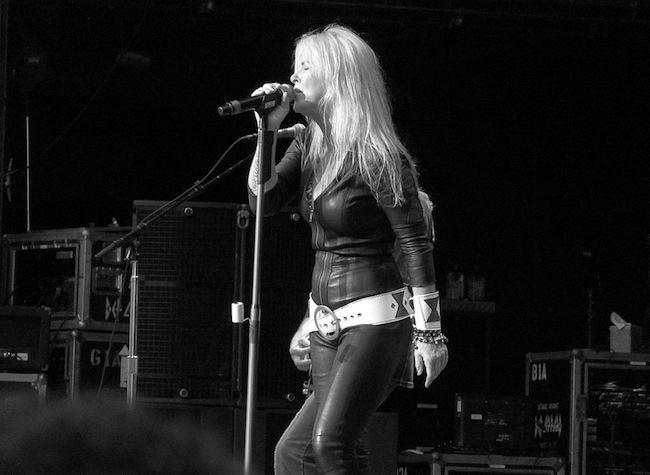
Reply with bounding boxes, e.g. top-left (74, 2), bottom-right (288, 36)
top-left (1, 227), bottom-right (131, 333)
top-left (0, 306), bottom-right (50, 372)
top-left (454, 393), bottom-right (533, 454)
